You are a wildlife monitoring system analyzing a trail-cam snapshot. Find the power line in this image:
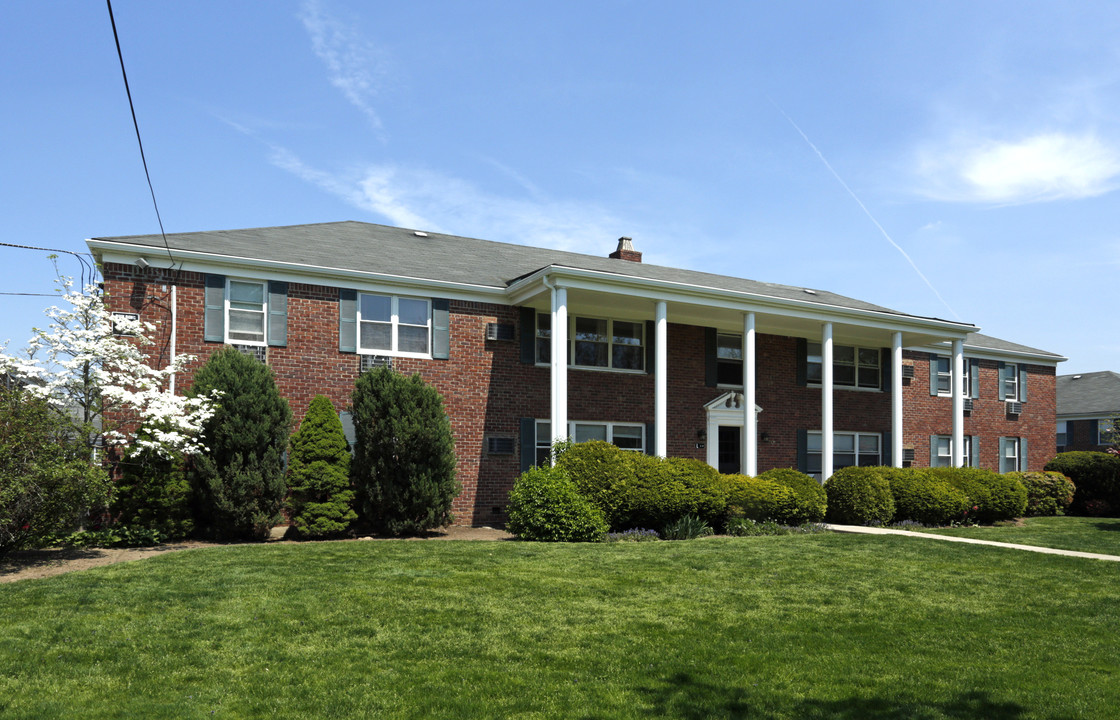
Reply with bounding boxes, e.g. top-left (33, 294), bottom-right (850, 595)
top-left (105, 0), bottom-right (175, 269)
top-left (0, 242), bottom-right (95, 289)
